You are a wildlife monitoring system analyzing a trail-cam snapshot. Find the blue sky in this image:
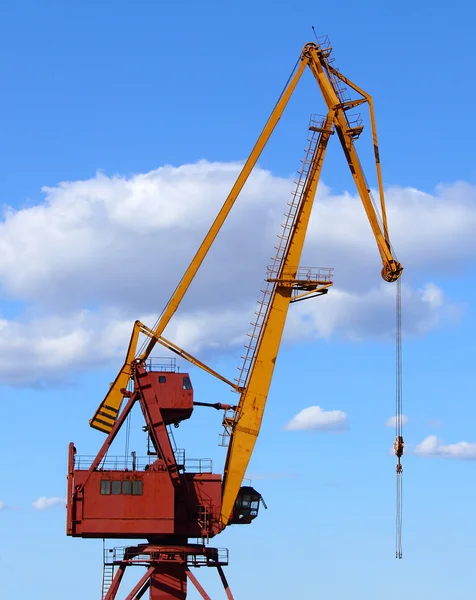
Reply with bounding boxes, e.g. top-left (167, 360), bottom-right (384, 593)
top-left (1, 1), bottom-right (476, 599)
